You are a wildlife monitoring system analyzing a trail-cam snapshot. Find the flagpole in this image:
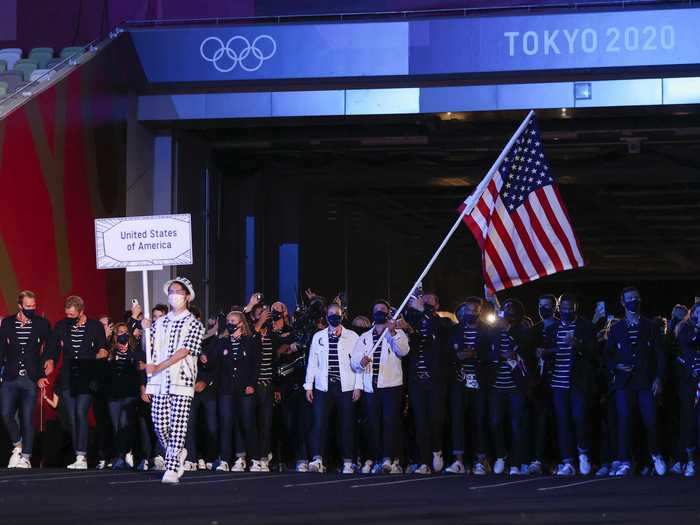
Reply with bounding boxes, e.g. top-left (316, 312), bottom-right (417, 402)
top-left (360, 110), bottom-right (535, 360)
